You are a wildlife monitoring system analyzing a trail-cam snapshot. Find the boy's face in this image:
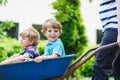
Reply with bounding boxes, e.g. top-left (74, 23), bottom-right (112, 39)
top-left (20, 37), bottom-right (33, 48)
top-left (44, 27), bottom-right (61, 42)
